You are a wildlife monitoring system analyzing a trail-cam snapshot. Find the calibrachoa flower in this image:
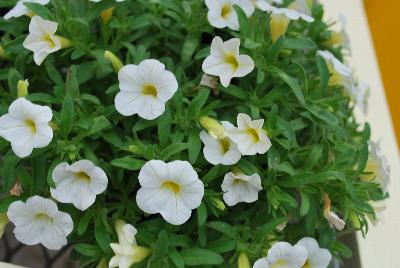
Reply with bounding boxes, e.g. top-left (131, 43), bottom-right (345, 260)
top-left (0, 98), bottom-right (53, 158)
top-left (367, 200), bottom-right (387, 226)
top-left (136, 160), bottom-right (204, 225)
top-left (205, 0), bottom-right (254, 31)
top-left (324, 14), bottom-right (351, 52)
top-left (296, 237), bottom-right (332, 268)
top-left (226, 113), bottom-right (271, 155)
top-left (221, 170), bottom-right (262, 206)
top-left (349, 81), bottom-right (369, 114)
top-left (202, 36), bottom-right (255, 87)
top-left (253, 241), bottom-right (308, 268)
top-left (252, 0), bottom-right (282, 10)
top-left (7, 196), bottom-right (73, 250)
top-left (288, 0), bottom-right (312, 16)
top-left (200, 121), bottom-right (241, 165)
top-left (23, 16), bottom-right (62, 65)
top-left (317, 50), bottom-right (353, 93)
top-left (4, 0), bottom-right (49, 20)
top-left (115, 59), bottom-right (178, 120)
top-left (258, 2), bottom-right (314, 42)
top-left (361, 141), bottom-right (390, 194)
top-left (109, 220), bottom-right (151, 268)
top-left (50, 160), bottom-right (108, 211)
top-left (323, 193), bottom-right (345, 231)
